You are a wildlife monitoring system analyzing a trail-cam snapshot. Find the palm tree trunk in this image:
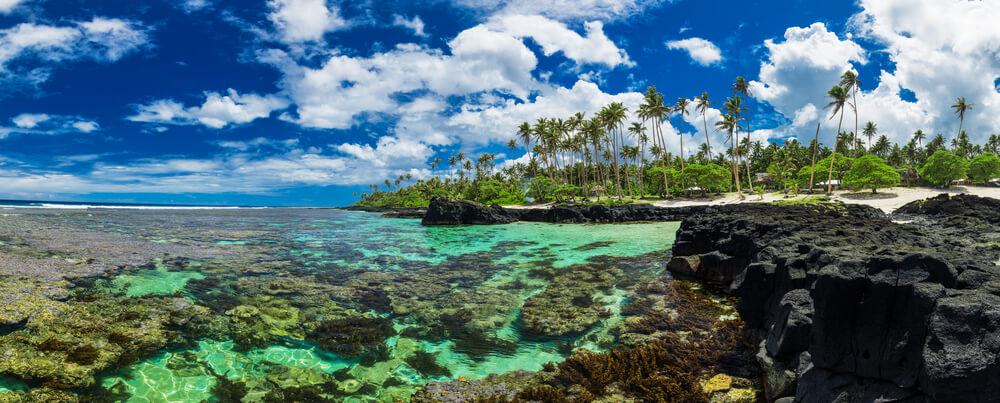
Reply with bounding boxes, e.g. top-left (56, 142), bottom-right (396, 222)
top-left (853, 89), bottom-right (859, 157)
top-left (657, 119), bottom-right (669, 198)
top-left (827, 111), bottom-right (846, 194)
top-left (744, 112), bottom-right (753, 194)
top-left (730, 131), bottom-right (742, 197)
top-left (702, 112), bottom-right (712, 160)
top-left (809, 123), bottom-right (820, 191)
